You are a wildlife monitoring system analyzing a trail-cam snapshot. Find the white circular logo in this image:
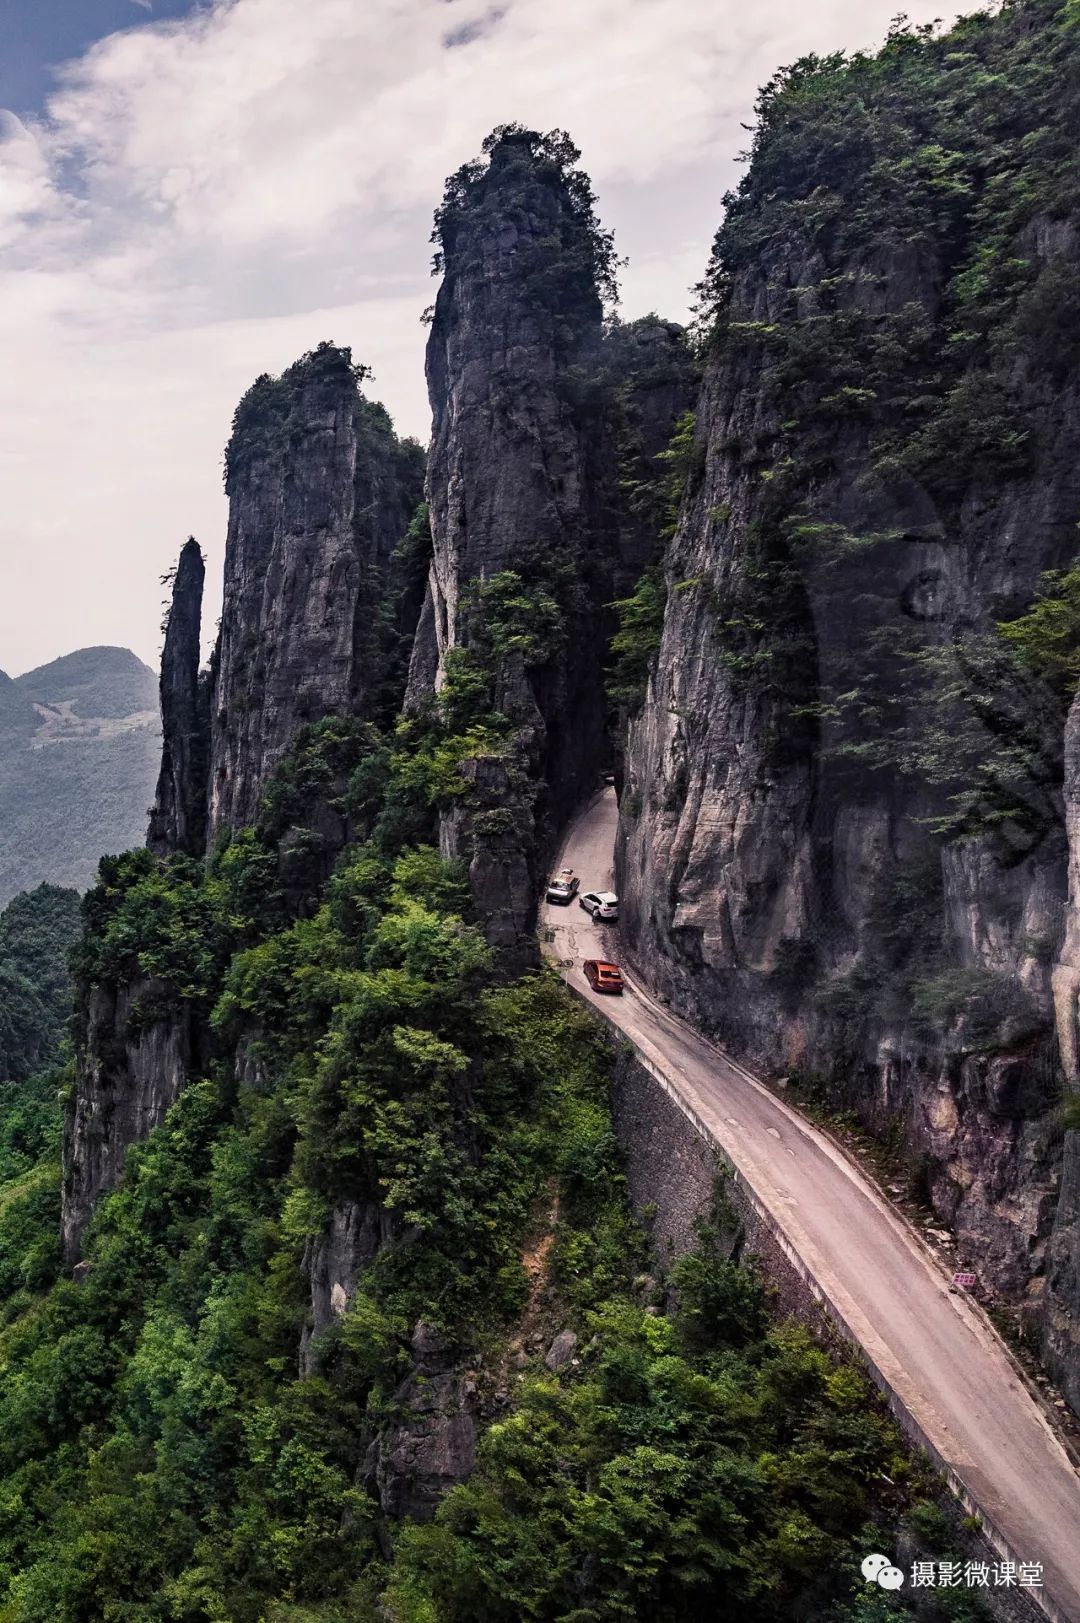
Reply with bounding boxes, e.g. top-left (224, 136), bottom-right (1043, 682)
top-left (862, 1554), bottom-right (905, 1590)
